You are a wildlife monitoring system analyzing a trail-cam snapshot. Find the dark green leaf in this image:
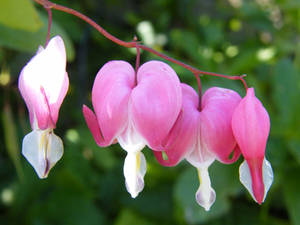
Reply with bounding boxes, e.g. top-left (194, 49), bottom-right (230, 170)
top-left (0, 13), bottom-right (75, 61)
